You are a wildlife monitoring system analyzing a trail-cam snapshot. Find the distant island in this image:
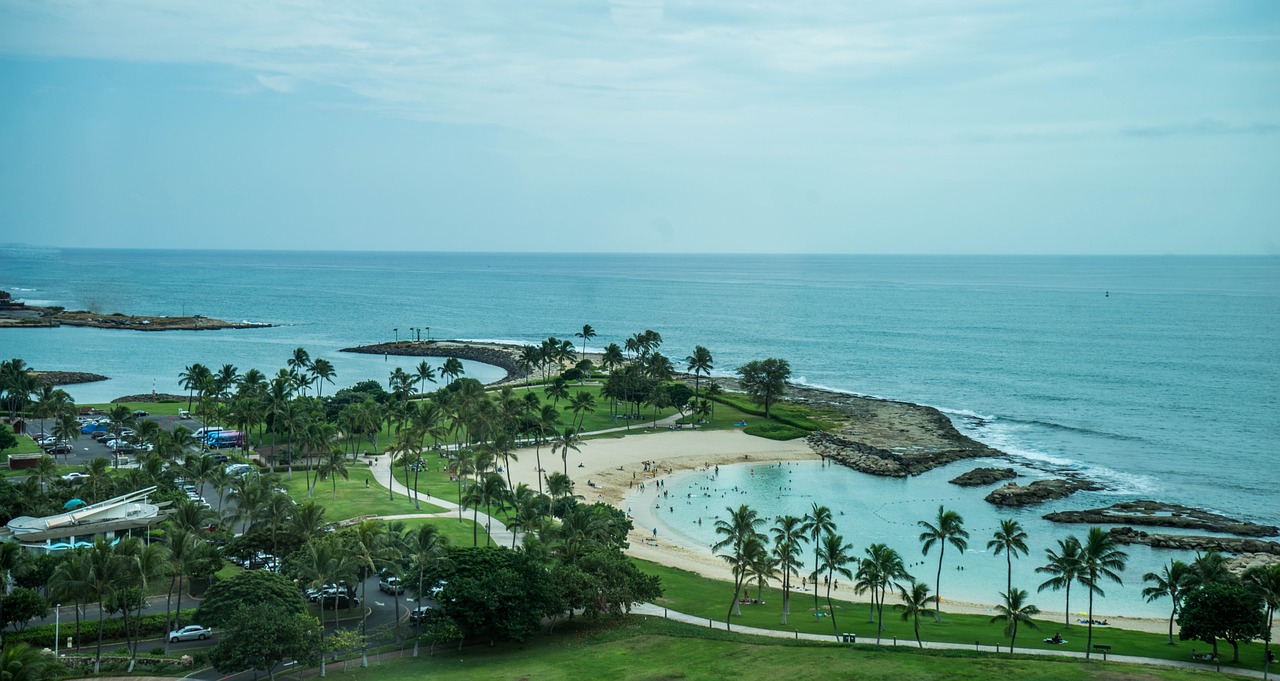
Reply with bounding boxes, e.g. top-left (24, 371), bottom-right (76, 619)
top-left (0, 290), bottom-right (271, 331)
